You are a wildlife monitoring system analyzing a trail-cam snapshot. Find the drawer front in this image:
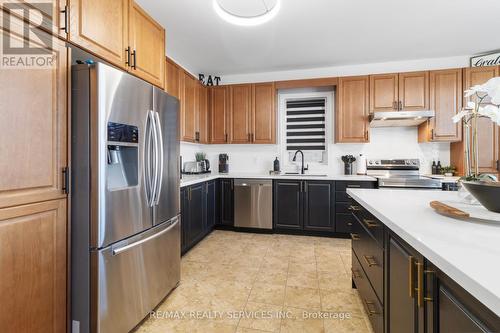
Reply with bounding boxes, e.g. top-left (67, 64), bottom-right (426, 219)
top-left (336, 202), bottom-right (351, 214)
top-left (335, 191), bottom-right (351, 203)
top-left (352, 251), bottom-right (383, 333)
top-left (351, 202), bottom-right (384, 246)
top-left (352, 215), bottom-right (383, 303)
top-left (336, 181), bottom-right (376, 192)
top-left (335, 213), bottom-right (354, 233)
